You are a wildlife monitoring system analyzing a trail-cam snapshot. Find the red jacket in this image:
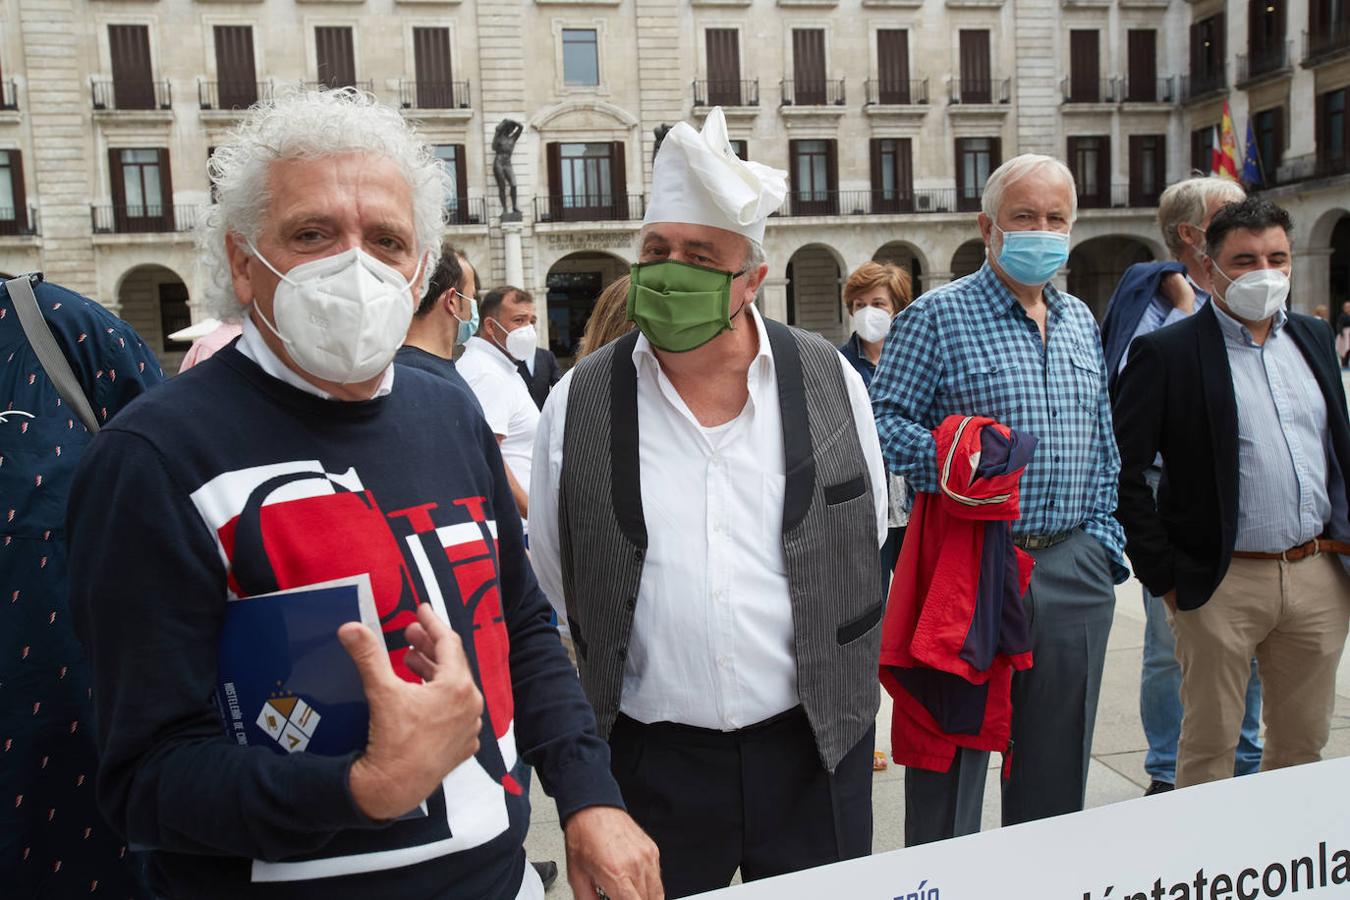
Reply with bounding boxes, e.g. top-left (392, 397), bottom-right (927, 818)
top-left (879, 415), bottom-right (1037, 772)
